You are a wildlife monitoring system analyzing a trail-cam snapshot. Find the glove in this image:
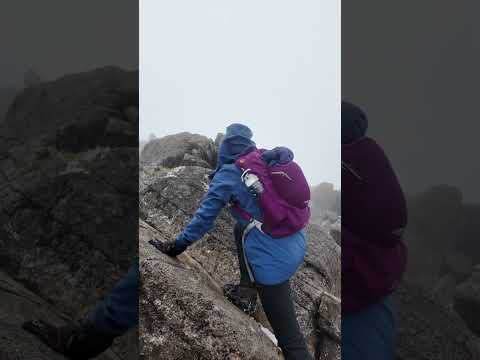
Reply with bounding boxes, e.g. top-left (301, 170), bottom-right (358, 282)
top-left (149, 238), bottom-right (186, 257)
